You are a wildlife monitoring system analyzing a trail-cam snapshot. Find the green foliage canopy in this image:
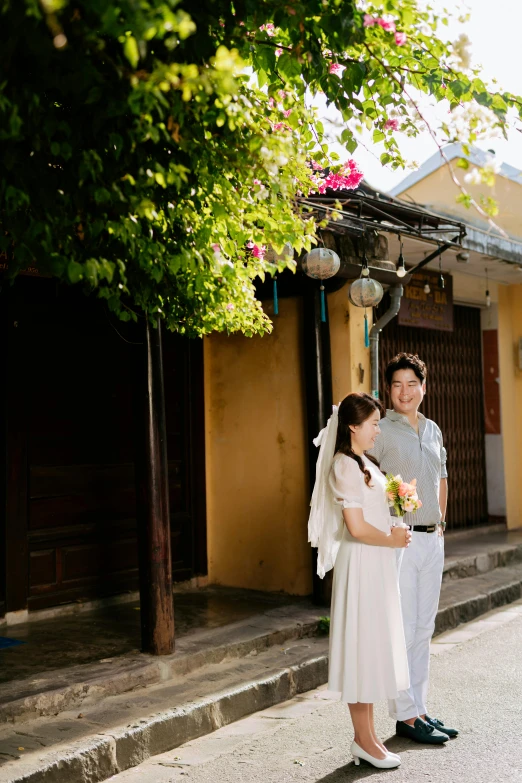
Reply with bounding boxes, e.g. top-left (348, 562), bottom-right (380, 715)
top-left (1, 0), bottom-right (520, 335)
